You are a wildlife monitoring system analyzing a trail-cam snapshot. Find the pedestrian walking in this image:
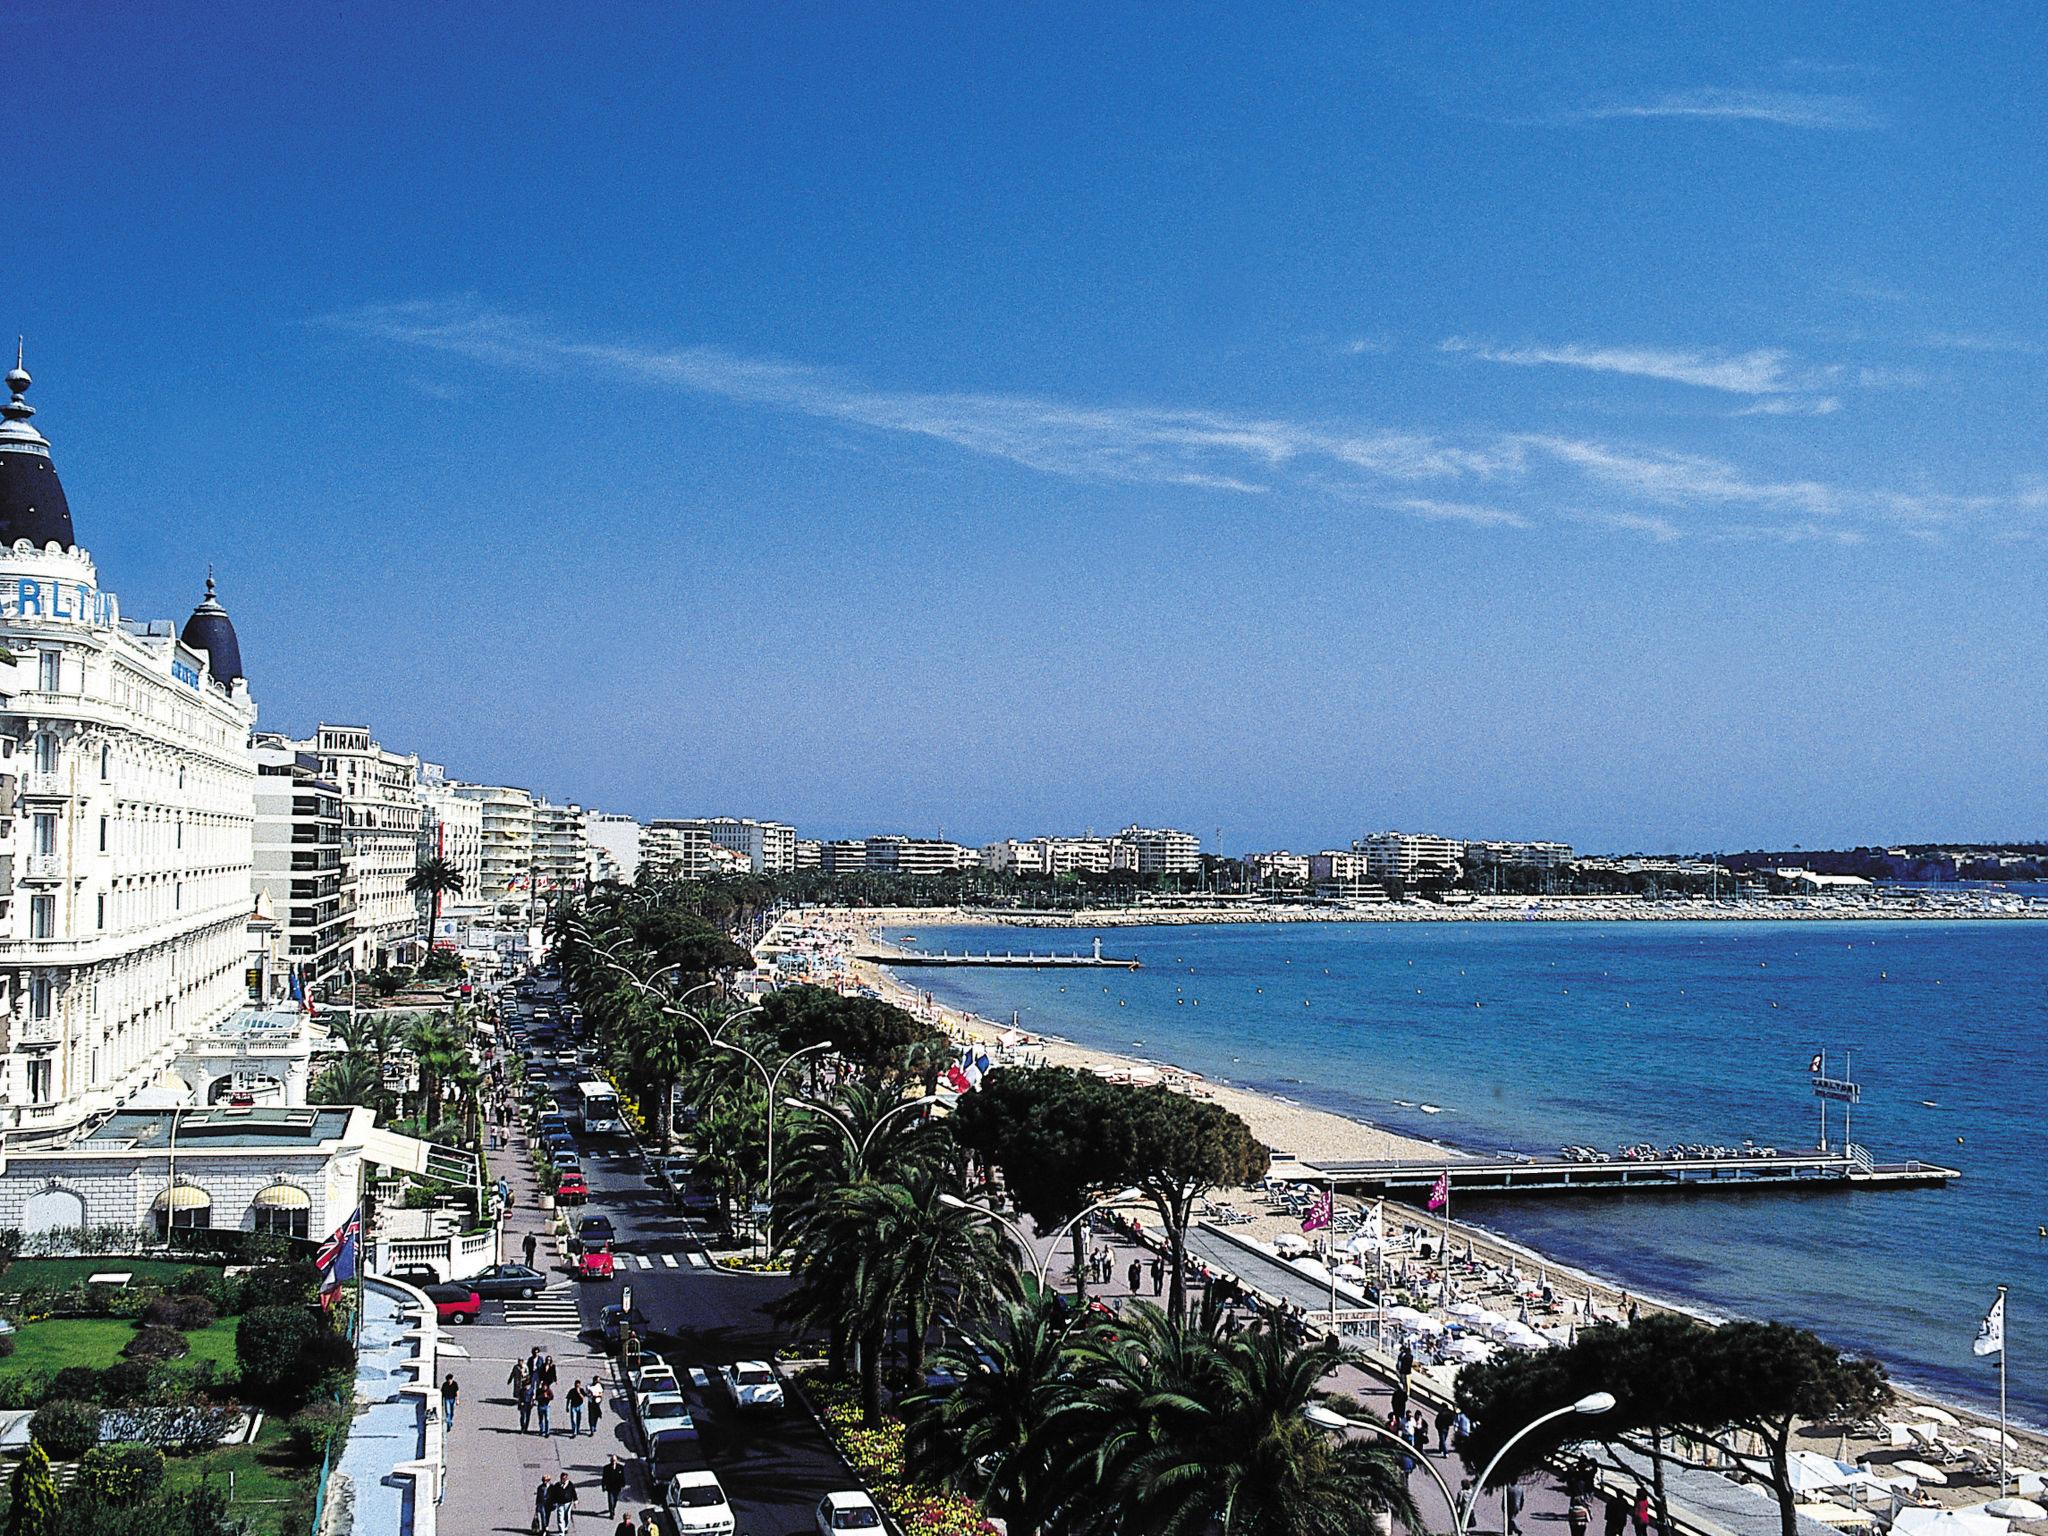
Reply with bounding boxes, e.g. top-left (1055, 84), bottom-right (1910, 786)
top-left (567, 1379), bottom-right (587, 1434)
top-left (439, 1373), bottom-right (460, 1427)
top-left (601, 1456), bottom-right (627, 1517)
top-left (539, 1348), bottom-right (558, 1388)
top-left (1149, 1257), bottom-right (1164, 1296)
top-left (1412, 1409), bottom-right (1431, 1452)
top-left (516, 1376), bottom-right (536, 1432)
top-left (1603, 1491), bottom-right (1628, 1536)
top-left (524, 1231), bottom-right (539, 1268)
top-left (1507, 1482), bottom-right (1526, 1536)
top-left (637, 1510), bottom-right (659, 1536)
top-left (587, 1387), bottom-right (603, 1436)
top-left (508, 1359), bottom-right (528, 1395)
top-left (1631, 1488), bottom-right (1652, 1536)
top-left (1390, 1382), bottom-right (1409, 1424)
top-left (533, 1479), bottom-right (552, 1536)
top-left (537, 1380), bottom-right (555, 1437)
top-left (1127, 1259), bottom-right (1141, 1293)
top-left (1568, 1495), bottom-right (1592, 1536)
top-left (613, 1519), bottom-right (635, 1536)
top-left (1451, 1409), bottom-right (1471, 1453)
top-left (548, 1472), bottom-right (578, 1533)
